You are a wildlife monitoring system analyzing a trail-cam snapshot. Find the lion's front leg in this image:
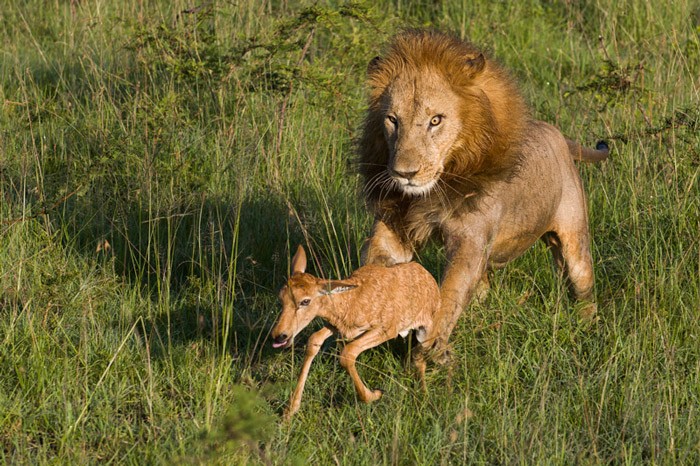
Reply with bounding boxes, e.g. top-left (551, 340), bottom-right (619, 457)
top-left (361, 219), bottom-right (413, 266)
top-left (427, 238), bottom-right (488, 364)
